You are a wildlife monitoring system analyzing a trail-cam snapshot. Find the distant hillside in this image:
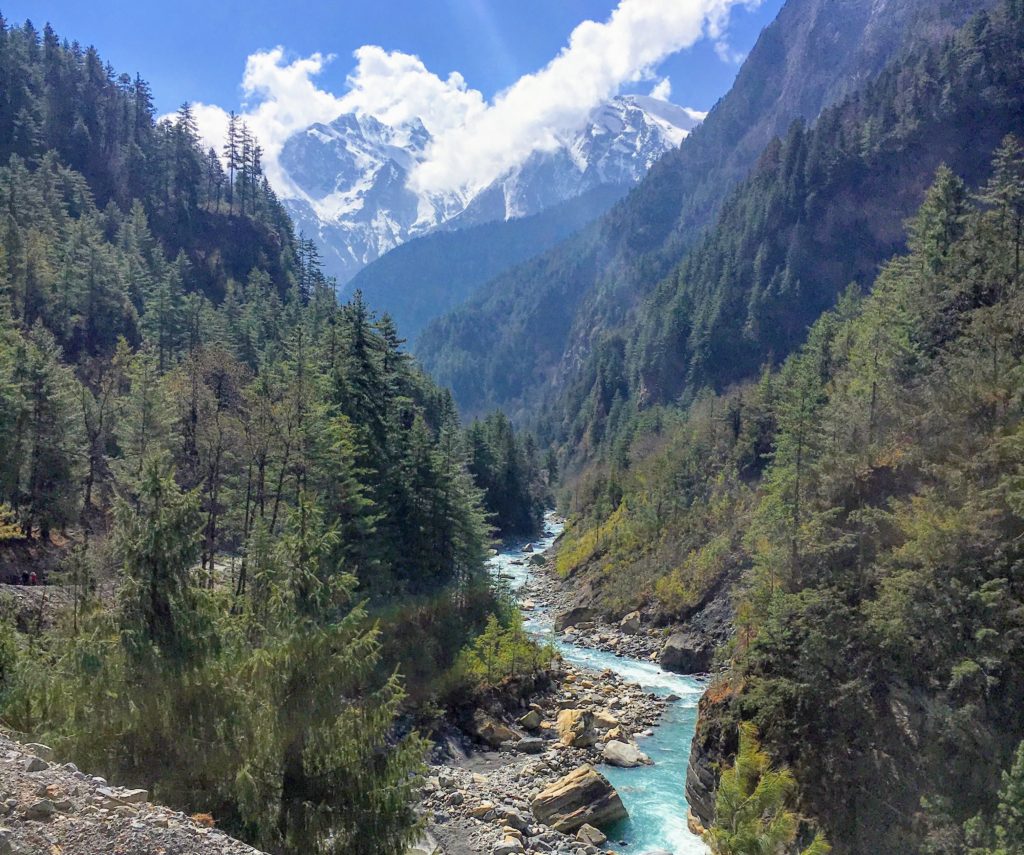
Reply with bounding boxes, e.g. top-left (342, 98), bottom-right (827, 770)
top-left (353, 183), bottom-right (628, 343)
top-left (416, 0), bottom-right (996, 422)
